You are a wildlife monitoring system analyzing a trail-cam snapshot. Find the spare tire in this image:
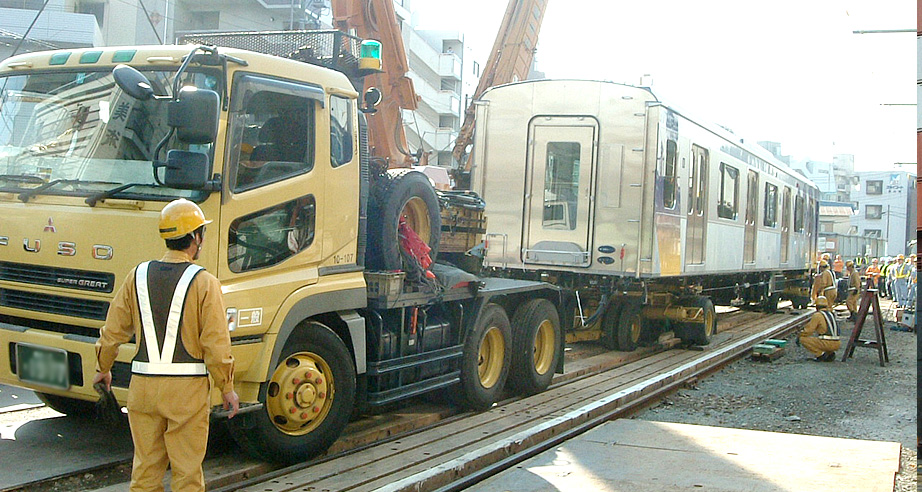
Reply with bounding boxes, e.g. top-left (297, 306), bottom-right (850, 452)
top-left (366, 169), bottom-right (441, 271)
